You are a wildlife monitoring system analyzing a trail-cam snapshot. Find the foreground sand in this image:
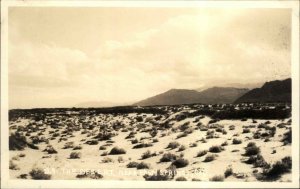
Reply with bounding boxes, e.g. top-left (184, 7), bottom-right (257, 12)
top-left (9, 107), bottom-right (292, 181)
